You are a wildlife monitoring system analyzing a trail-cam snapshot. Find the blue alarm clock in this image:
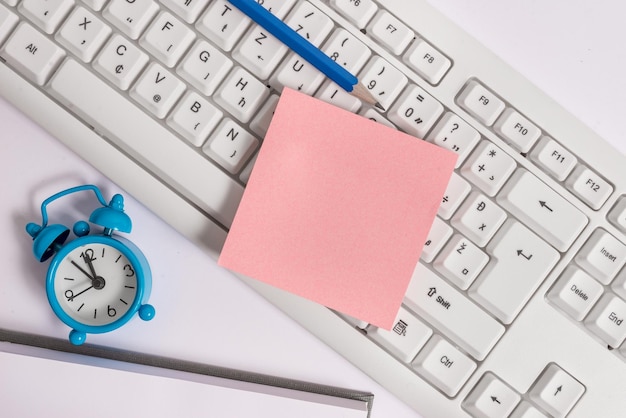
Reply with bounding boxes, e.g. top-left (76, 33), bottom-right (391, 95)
top-left (25, 185), bottom-right (155, 345)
